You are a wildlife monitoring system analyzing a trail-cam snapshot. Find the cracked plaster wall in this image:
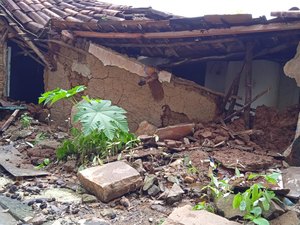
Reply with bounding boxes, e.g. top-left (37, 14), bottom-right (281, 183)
top-left (44, 46), bottom-right (220, 131)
